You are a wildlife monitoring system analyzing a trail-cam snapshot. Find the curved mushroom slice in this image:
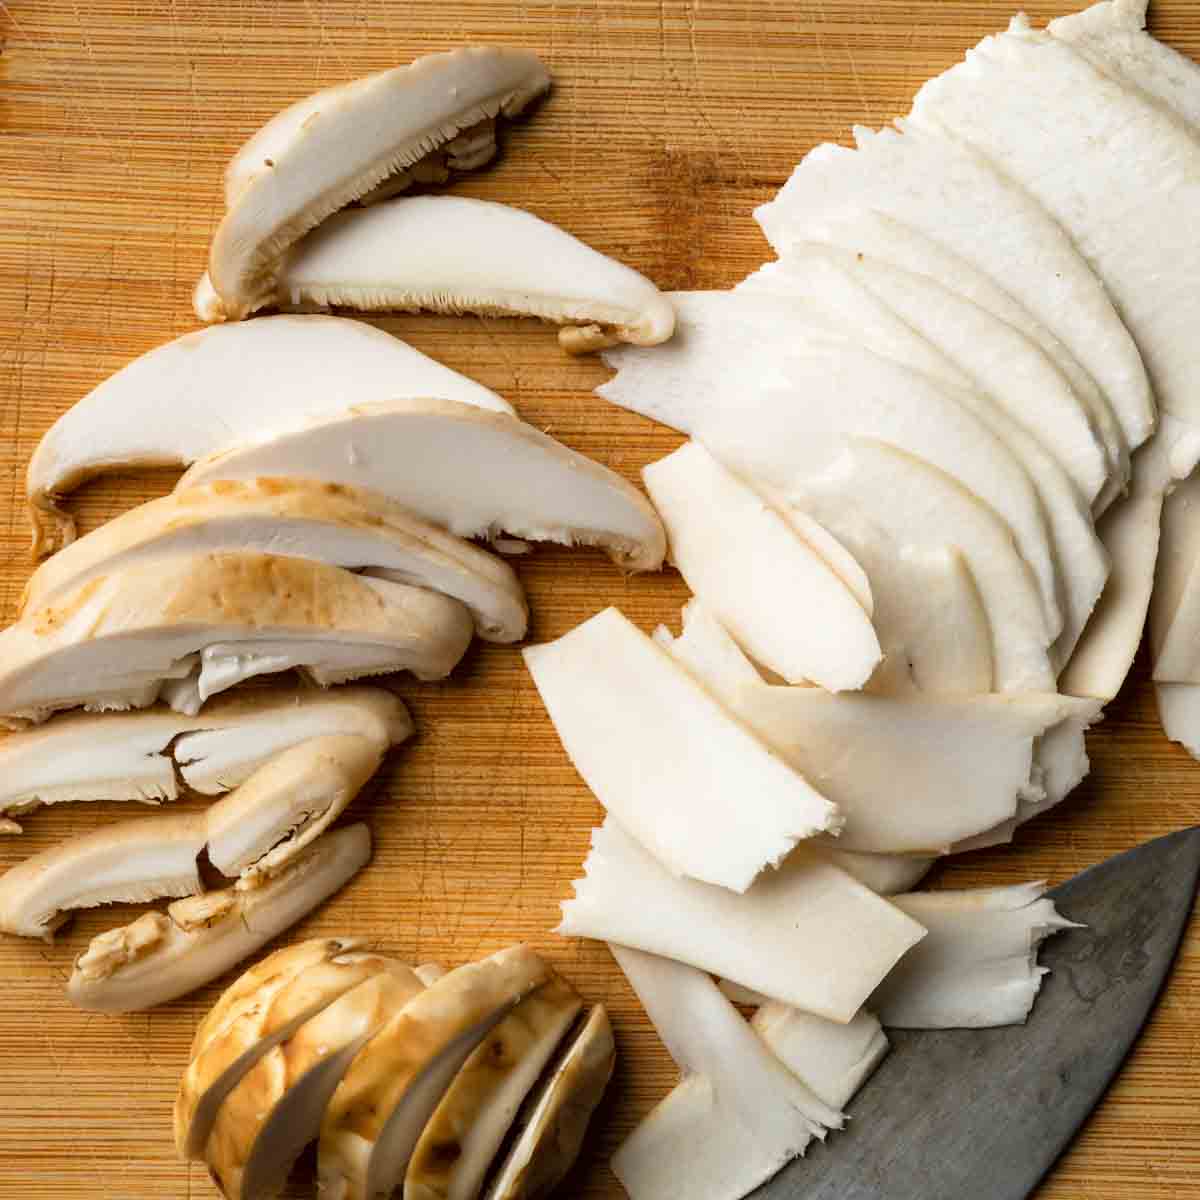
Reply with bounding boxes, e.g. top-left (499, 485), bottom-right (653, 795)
top-left (1156, 683), bottom-right (1200, 757)
top-left (26, 316), bottom-right (510, 558)
top-left (1150, 469), bottom-right (1200, 674)
top-left (404, 973), bottom-right (583, 1200)
top-left (481, 1005), bottom-right (615, 1200)
top-left (318, 945), bottom-right (552, 1200)
top-left (25, 479), bottom-right (527, 644)
top-left (206, 959), bottom-right (428, 1200)
top-left (178, 398), bottom-right (666, 573)
top-left (67, 823), bottom-right (371, 1012)
top-left (274, 196), bottom-right (675, 353)
top-left (0, 552), bottom-right (474, 728)
top-left (198, 47), bottom-right (551, 322)
top-left (176, 947), bottom-right (403, 1162)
